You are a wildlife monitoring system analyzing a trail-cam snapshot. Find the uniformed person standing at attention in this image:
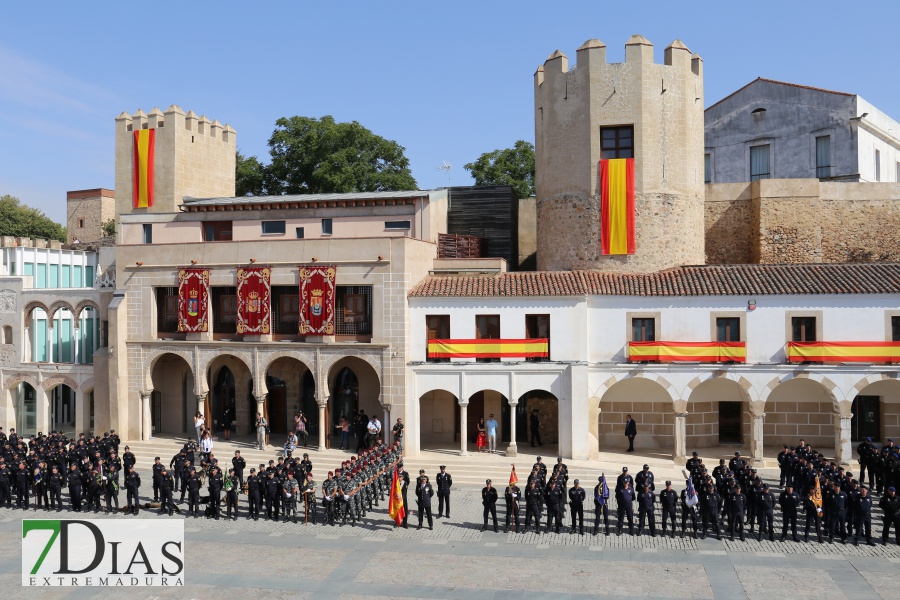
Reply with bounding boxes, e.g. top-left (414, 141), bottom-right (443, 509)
top-left (616, 479), bottom-right (636, 536)
top-left (505, 480), bottom-right (521, 533)
top-left (756, 483), bottom-right (776, 542)
top-left (246, 468), bottom-right (261, 521)
top-left (680, 479), bottom-right (699, 539)
top-left (524, 480), bottom-right (543, 534)
top-left (416, 474), bottom-right (434, 530)
top-left (568, 479), bottom-right (586, 535)
top-left (435, 465), bottom-right (452, 518)
top-left (853, 486), bottom-right (875, 546)
top-left (637, 484), bottom-right (656, 537)
top-left (728, 484), bottom-right (747, 541)
top-left (778, 484), bottom-right (801, 542)
top-left (659, 481), bottom-right (677, 538)
top-left (481, 479), bottom-right (499, 532)
top-left (593, 475), bottom-right (611, 535)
